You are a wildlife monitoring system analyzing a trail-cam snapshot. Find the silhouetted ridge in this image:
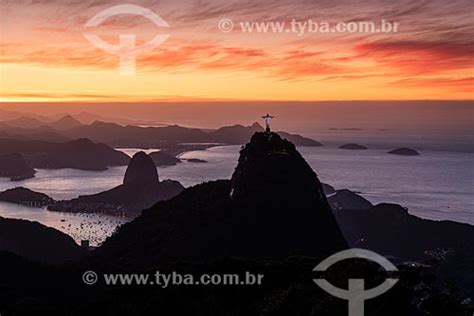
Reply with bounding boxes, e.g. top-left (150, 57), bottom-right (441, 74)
top-left (123, 151), bottom-right (159, 185)
top-left (97, 132), bottom-right (346, 268)
top-left (0, 217), bottom-right (84, 264)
